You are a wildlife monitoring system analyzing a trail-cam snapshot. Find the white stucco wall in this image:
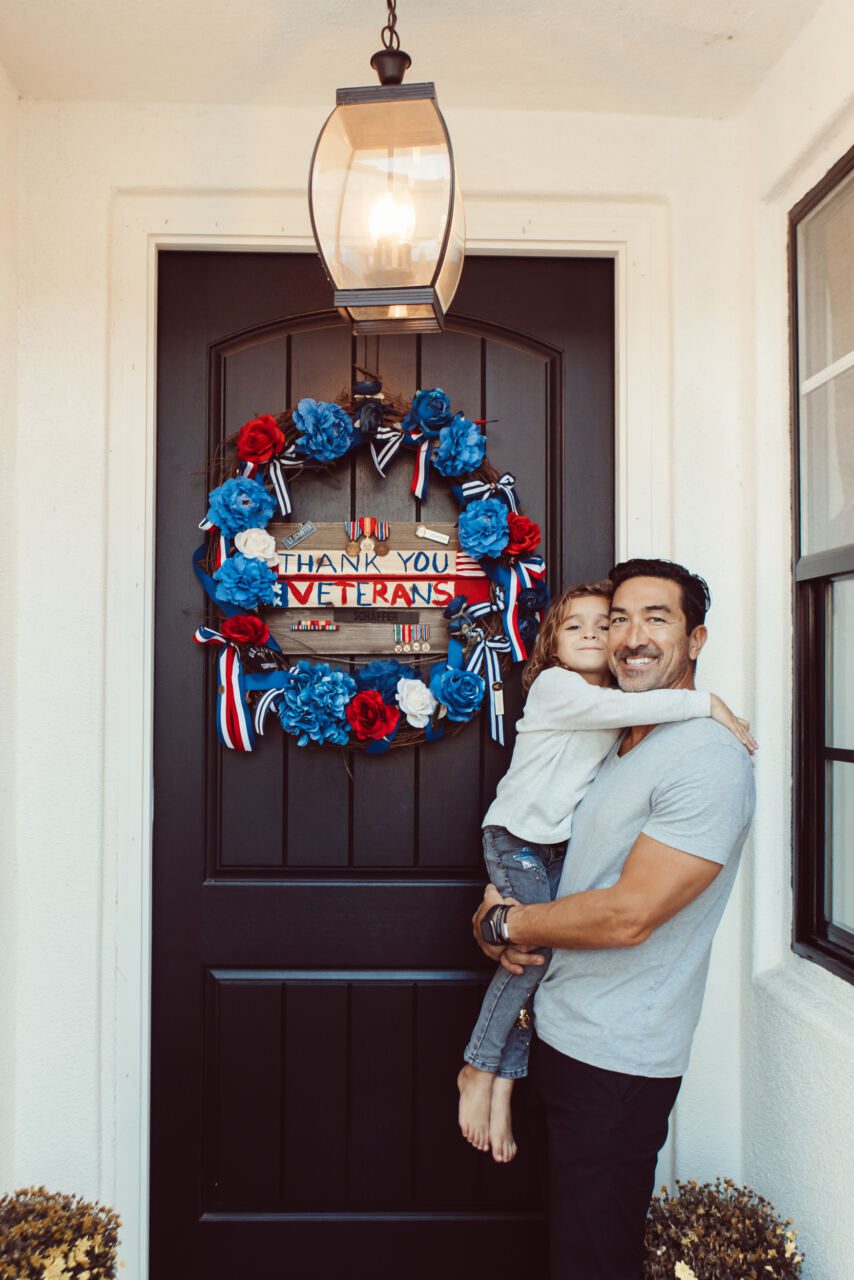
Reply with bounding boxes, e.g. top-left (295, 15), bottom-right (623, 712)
top-left (0, 59), bottom-right (18, 1195)
top-left (739, 1), bottom-right (854, 1276)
